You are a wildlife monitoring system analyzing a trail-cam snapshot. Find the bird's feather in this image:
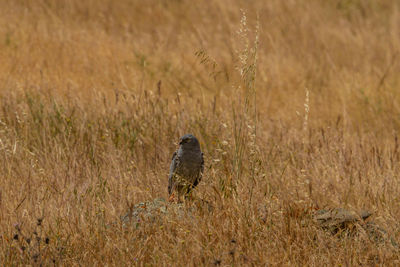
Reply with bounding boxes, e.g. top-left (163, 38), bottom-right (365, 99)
top-left (192, 152), bottom-right (204, 188)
